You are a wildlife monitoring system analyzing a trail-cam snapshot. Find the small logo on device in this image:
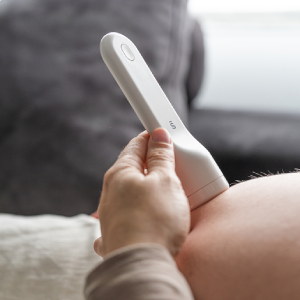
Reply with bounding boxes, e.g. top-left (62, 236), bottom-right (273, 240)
top-left (169, 121), bottom-right (176, 129)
